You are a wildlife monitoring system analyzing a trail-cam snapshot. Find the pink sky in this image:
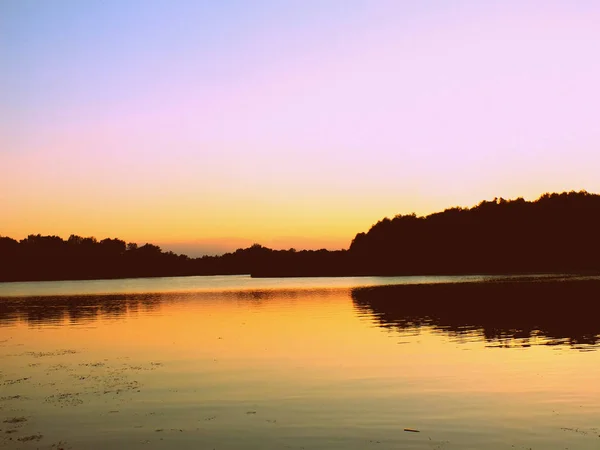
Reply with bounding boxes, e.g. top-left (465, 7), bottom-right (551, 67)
top-left (2, 1), bottom-right (599, 255)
